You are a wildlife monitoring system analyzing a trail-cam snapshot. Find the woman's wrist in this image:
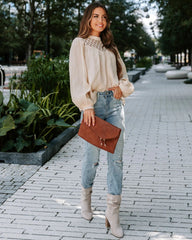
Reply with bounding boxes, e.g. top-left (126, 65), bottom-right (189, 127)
top-left (108, 86), bottom-right (122, 99)
top-left (83, 109), bottom-right (95, 126)
top-left (83, 106), bottom-right (94, 111)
